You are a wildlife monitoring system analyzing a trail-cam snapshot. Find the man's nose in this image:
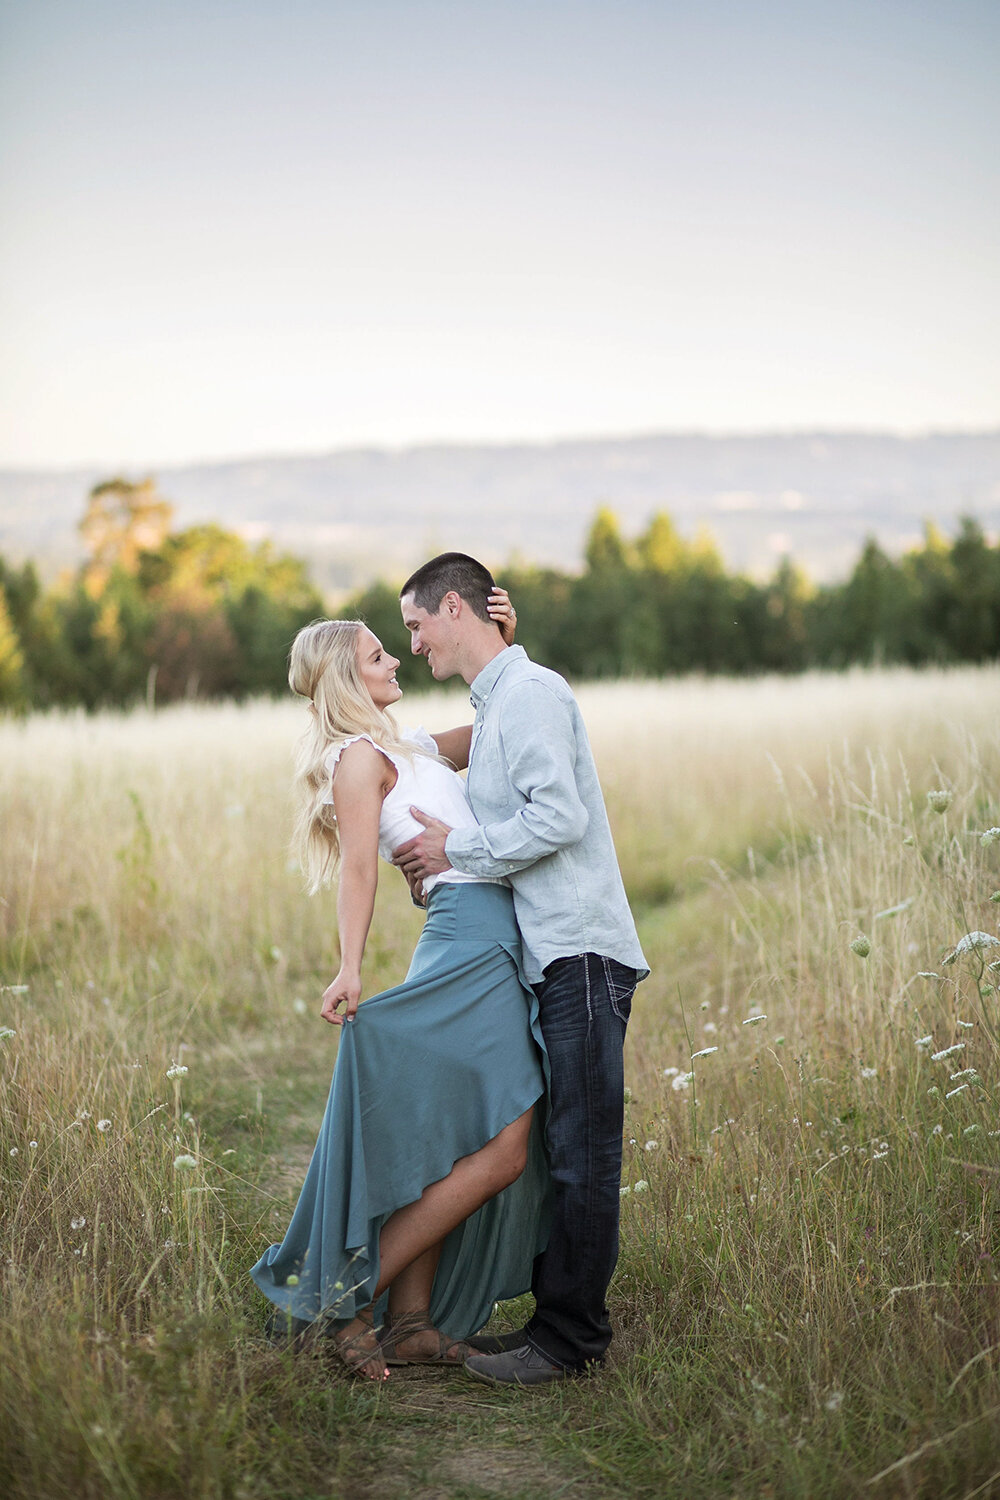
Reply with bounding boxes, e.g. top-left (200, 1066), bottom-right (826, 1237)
top-left (409, 634), bottom-right (421, 655)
